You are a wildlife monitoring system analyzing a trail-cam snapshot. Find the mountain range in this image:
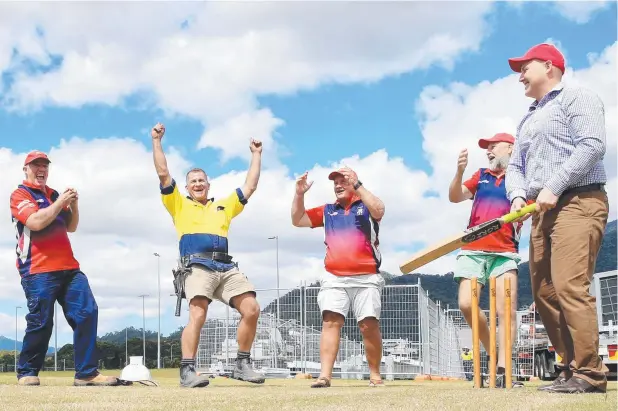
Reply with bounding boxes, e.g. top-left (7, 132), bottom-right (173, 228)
top-left (0, 336), bottom-right (55, 354)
